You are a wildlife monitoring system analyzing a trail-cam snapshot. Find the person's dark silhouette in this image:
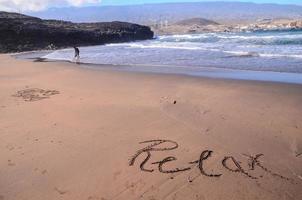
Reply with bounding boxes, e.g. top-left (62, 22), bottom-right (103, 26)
top-left (73, 47), bottom-right (80, 63)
